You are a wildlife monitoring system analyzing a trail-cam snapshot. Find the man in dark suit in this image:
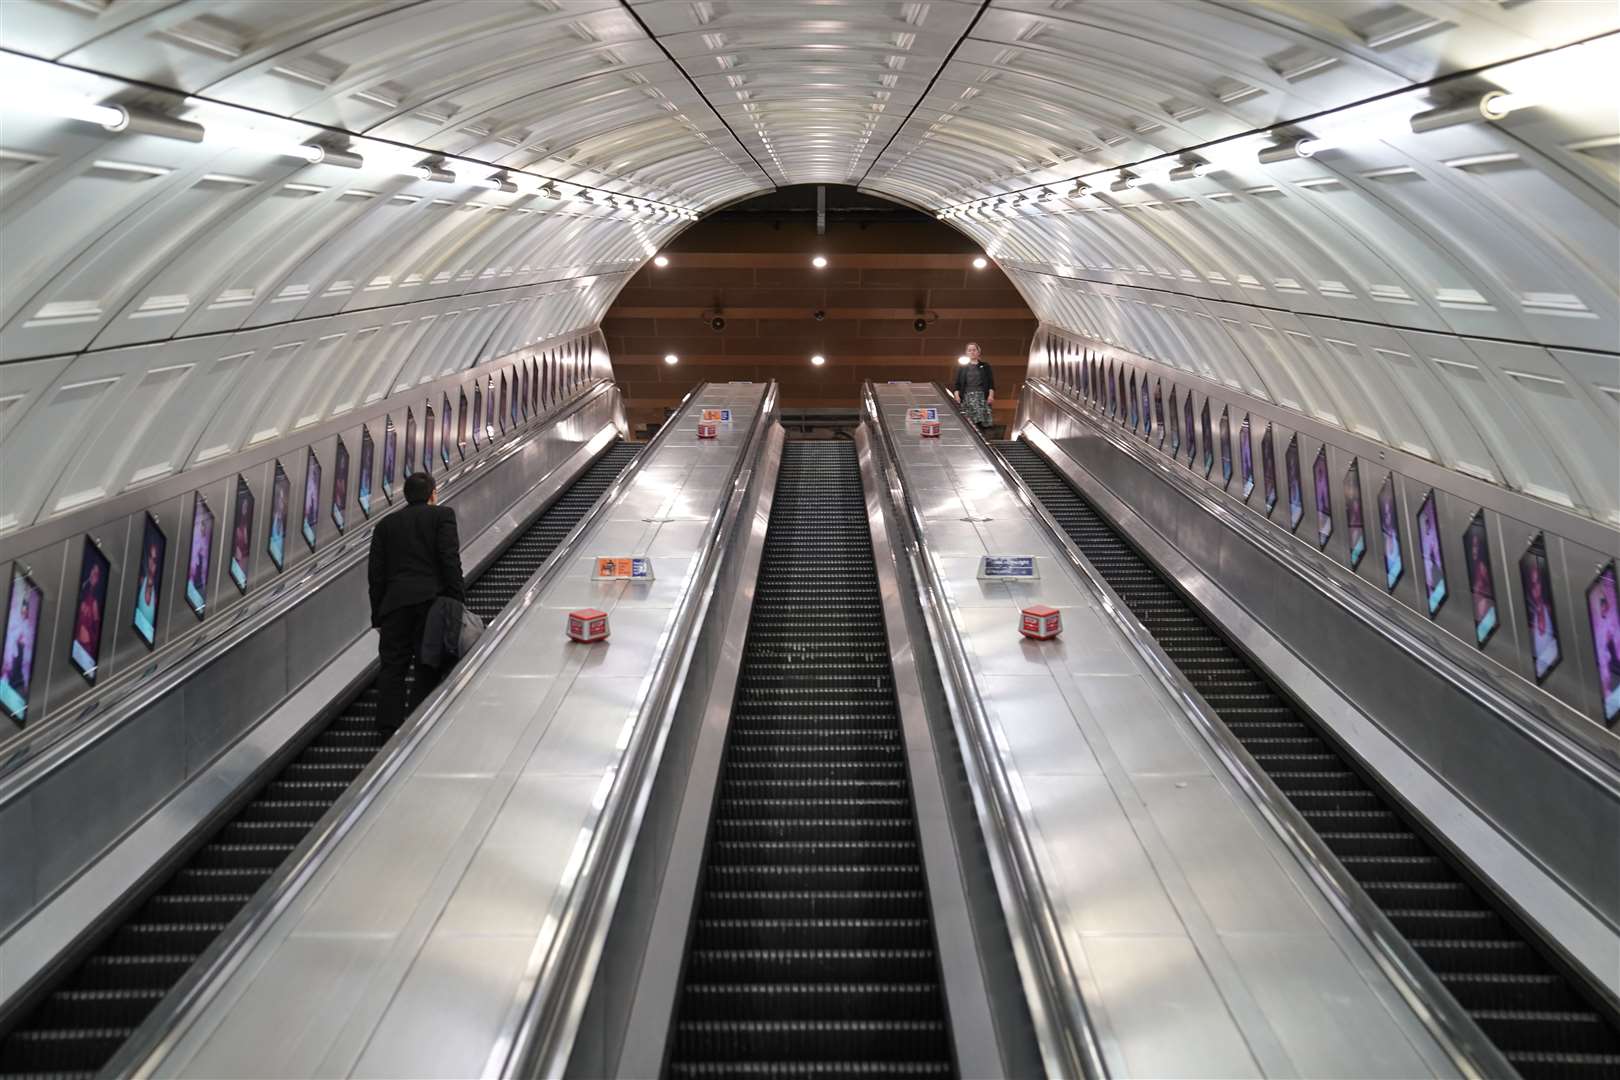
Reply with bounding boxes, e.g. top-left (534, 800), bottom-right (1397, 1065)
top-left (368, 472), bottom-right (465, 732)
